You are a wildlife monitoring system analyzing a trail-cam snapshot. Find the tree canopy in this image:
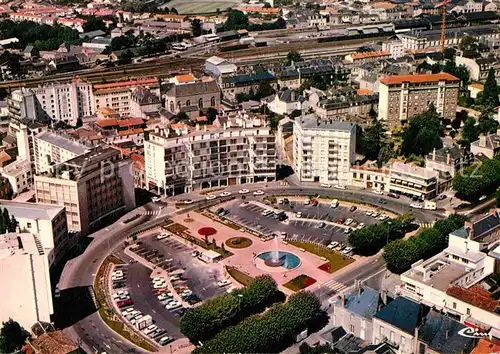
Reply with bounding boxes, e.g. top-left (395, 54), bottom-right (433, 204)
top-left (383, 214), bottom-right (467, 273)
top-left (361, 118), bottom-right (394, 165)
top-left (481, 68), bottom-right (500, 108)
top-left (0, 319), bottom-right (29, 353)
top-left (452, 155), bottom-right (500, 201)
top-left (224, 10), bottom-right (249, 30)
top-left (401, 104), bottom-right (443, 157)
top-left (191, 19), bottom-right (202, 37)
top-left (82, 15), bottom-right (106, 33)
top-left (286, 51), bottom-right (302, 65)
